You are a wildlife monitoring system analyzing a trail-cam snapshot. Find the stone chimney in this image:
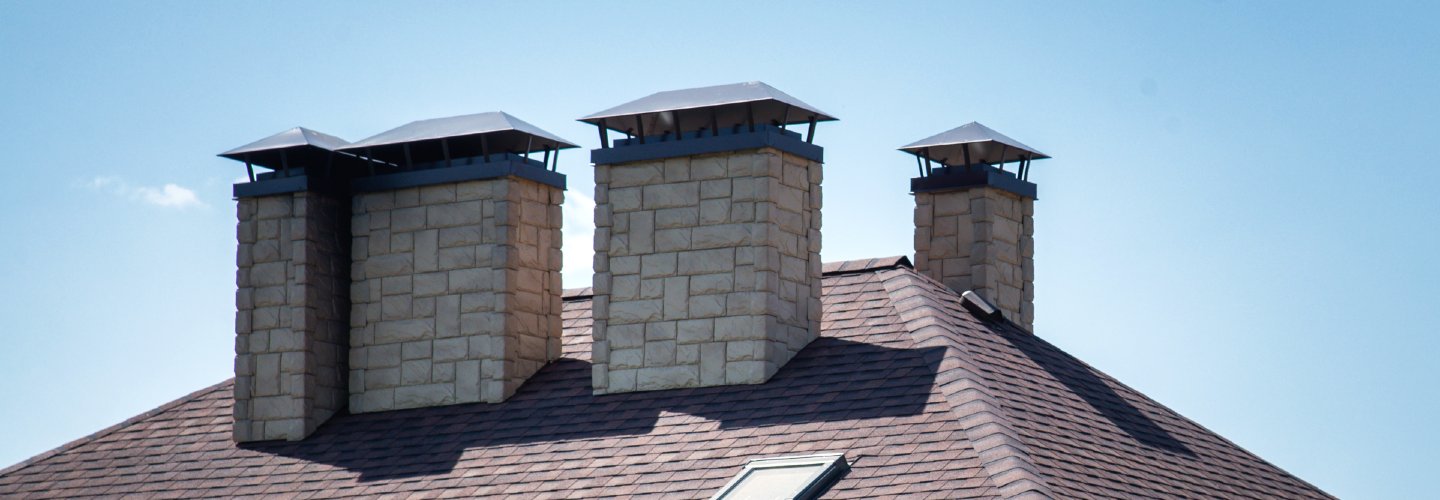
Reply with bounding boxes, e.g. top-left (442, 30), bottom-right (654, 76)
top-left (221, 114), bottom-right (576, 441)
top-left (579, 82), bottom-right (835, 394)
top-left (901, 122), bottom-right (1048, 331)
top-left (221, 127), bottom-right (361, 442)
top-left (336, 112), bottom-right (573, 412)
